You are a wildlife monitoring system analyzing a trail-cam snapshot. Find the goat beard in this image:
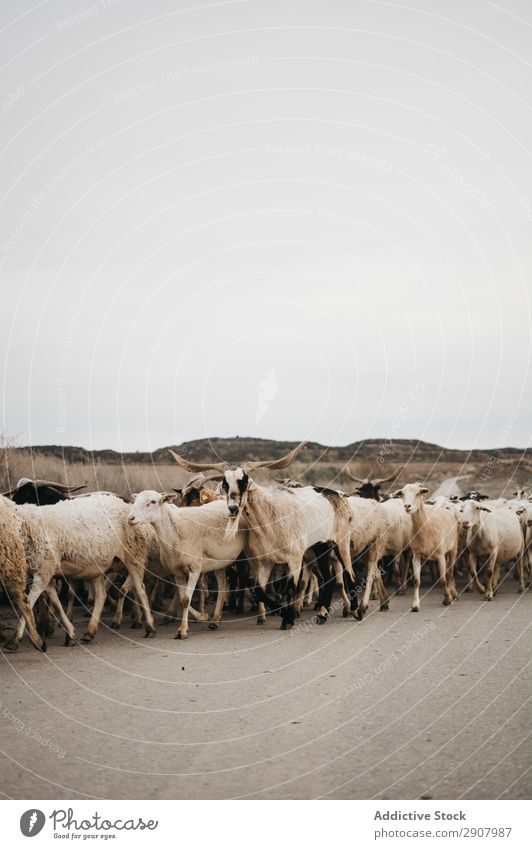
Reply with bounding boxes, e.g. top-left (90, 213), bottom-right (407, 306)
top-left (224, 513), bottom-right (241, 540)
